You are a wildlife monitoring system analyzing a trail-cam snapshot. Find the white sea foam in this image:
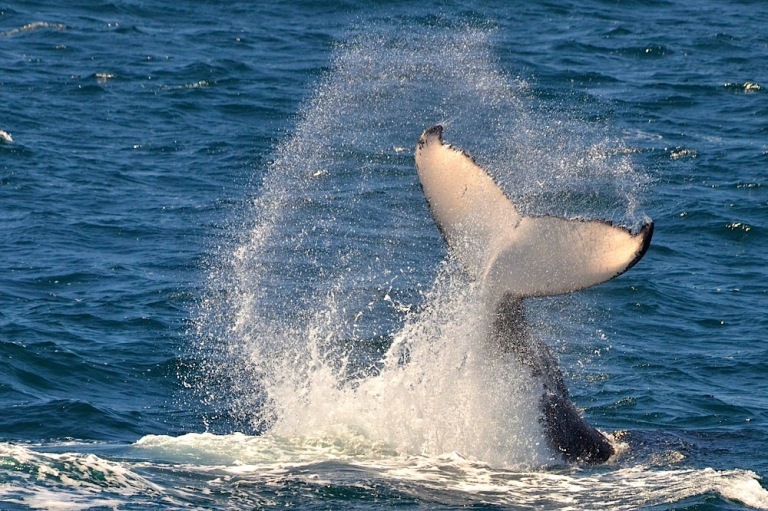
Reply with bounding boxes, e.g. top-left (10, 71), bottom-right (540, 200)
top-left (3, 434), bottom-right (765, 510)
top-left (0, 21), bottom-right (66, 37)
top-left (0, 442), bottom-right (176, 510)
top-left (133, 433), bottom-right (768, 509)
